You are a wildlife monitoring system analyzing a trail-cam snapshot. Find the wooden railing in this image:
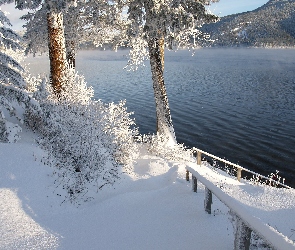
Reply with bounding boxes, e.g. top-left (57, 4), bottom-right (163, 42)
top-left (191, 147), bottom-right (291, 189)
top-left (186, 165), bottom-right (295, 250)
